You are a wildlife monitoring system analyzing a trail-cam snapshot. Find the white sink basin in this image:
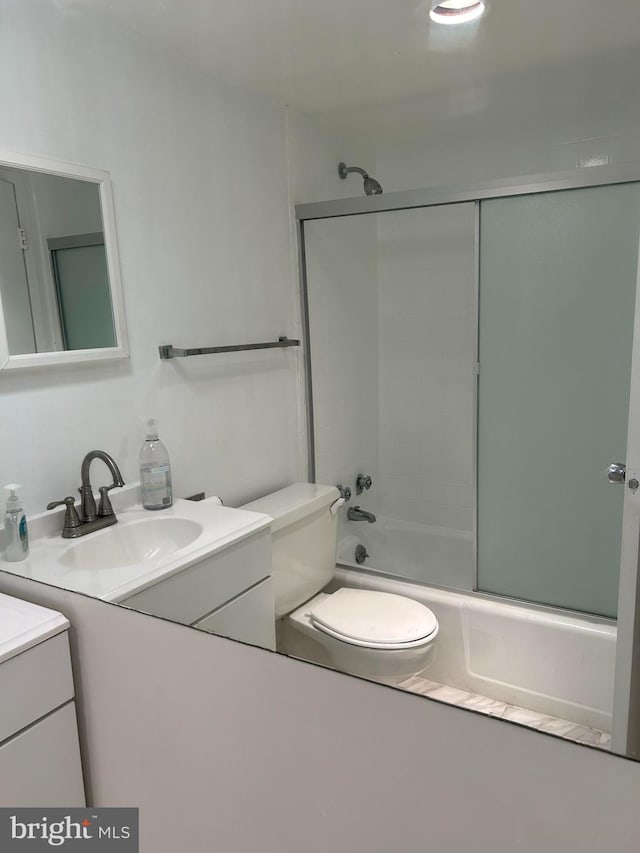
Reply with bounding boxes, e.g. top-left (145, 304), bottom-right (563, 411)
top-left (59, 517), bottom-right (203, 571)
